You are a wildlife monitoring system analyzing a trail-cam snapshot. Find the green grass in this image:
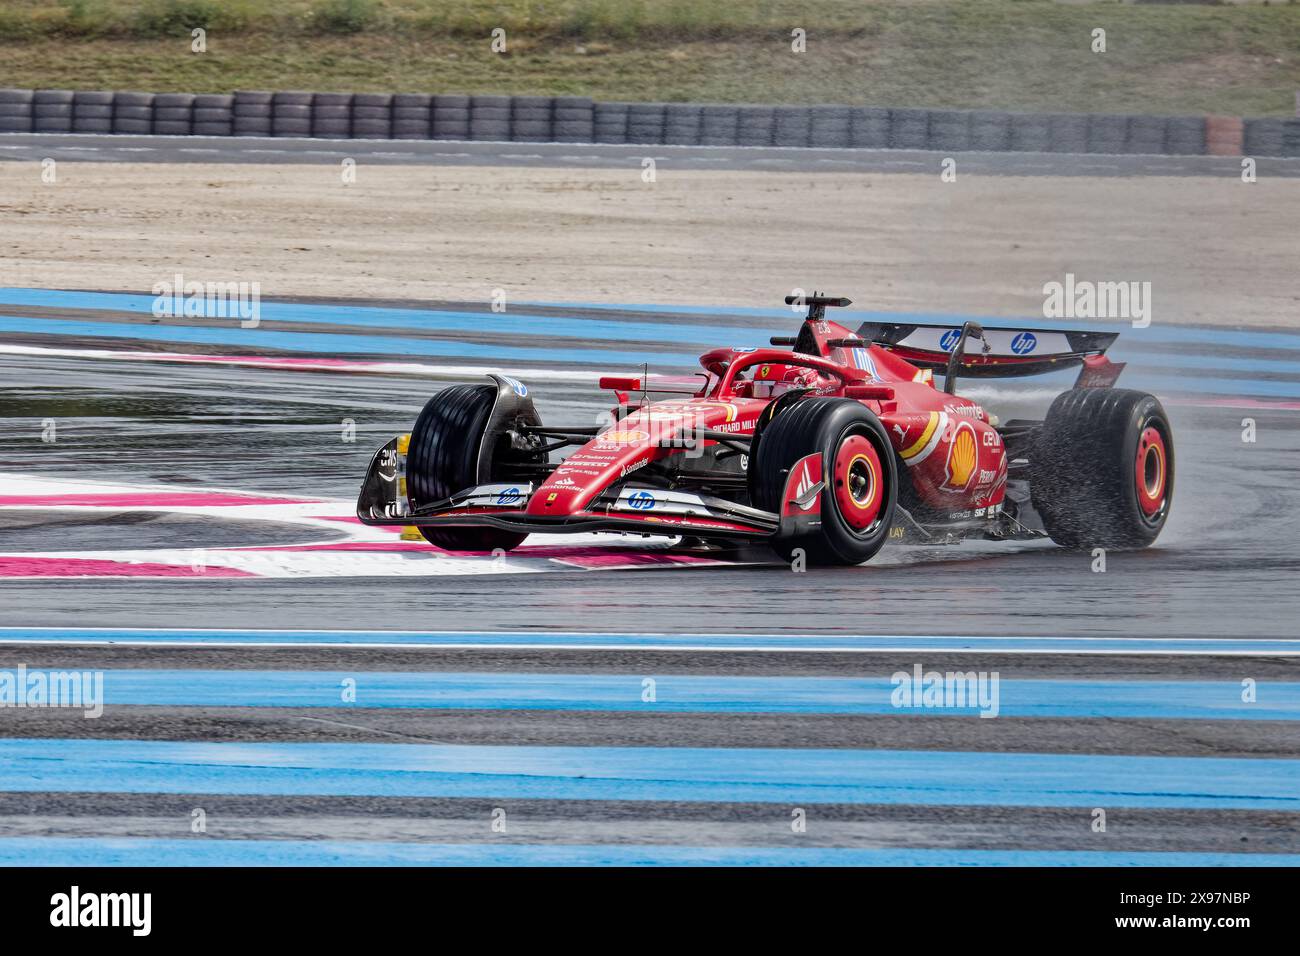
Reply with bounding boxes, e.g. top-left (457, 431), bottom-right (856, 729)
top-left (0, 0), bottom-right (1297, 115)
